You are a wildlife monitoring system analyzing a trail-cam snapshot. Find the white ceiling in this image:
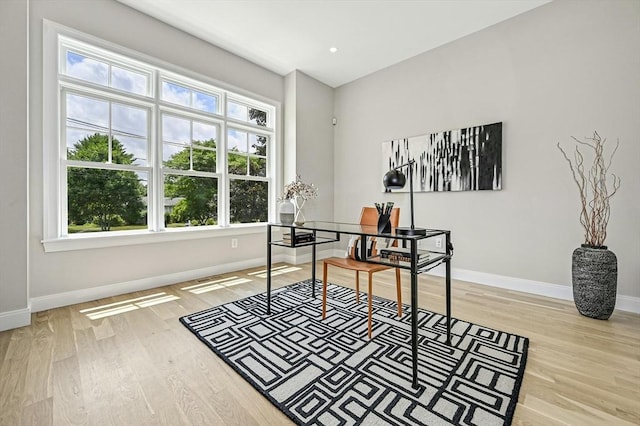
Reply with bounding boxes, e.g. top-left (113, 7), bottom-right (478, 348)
top-left (116, 0), bottom-right (551, 88)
